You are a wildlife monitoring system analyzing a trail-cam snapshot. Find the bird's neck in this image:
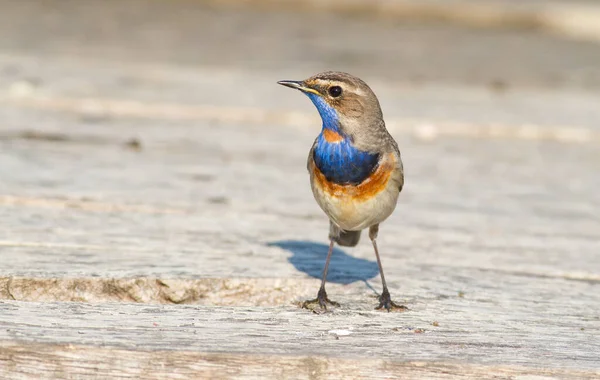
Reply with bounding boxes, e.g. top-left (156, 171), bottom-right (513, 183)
top-left (306, 93), bottom-right (341, 133)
